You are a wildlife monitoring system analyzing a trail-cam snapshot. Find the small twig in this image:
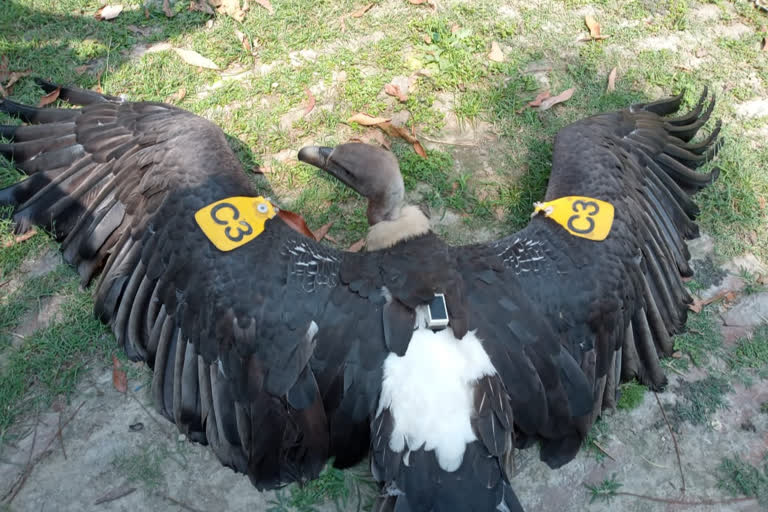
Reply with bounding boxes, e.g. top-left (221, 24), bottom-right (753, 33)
top-left (416, 134), bottom-right (480, 147)
top-left (5, 410), bottom-right (39, 503)
top-left (57, 411), bottom-right (67, 460)
top-left (663, 361), bottom-right (687, 377)
top-left (0, 279), bottom-right (10, 288)
top-left (162, 494), bottom-right (204, 512)
top-left (614, 491), bottom-right (755, 506)
top-left (591, 440), bottom-right (616, 461)
top-left (654, 392), bottom-right (685, 493)
top-left (639, 454), bottom-right (670, 469)
top-left (2, 401), bottom-right (85, 504)
top-left (93, 484), bottom-right (136, 505)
